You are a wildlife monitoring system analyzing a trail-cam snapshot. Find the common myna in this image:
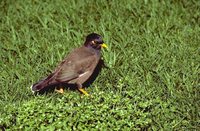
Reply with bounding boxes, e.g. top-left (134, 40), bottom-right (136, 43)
top-left (31, 33), bottom-right (107, 96)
